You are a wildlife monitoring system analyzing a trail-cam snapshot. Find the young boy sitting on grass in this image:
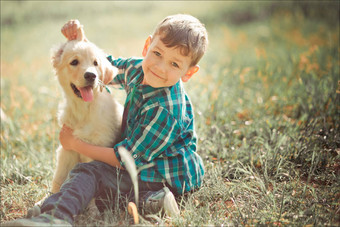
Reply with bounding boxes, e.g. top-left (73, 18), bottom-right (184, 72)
top-left (4, 14), bottom-right (208, 226)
